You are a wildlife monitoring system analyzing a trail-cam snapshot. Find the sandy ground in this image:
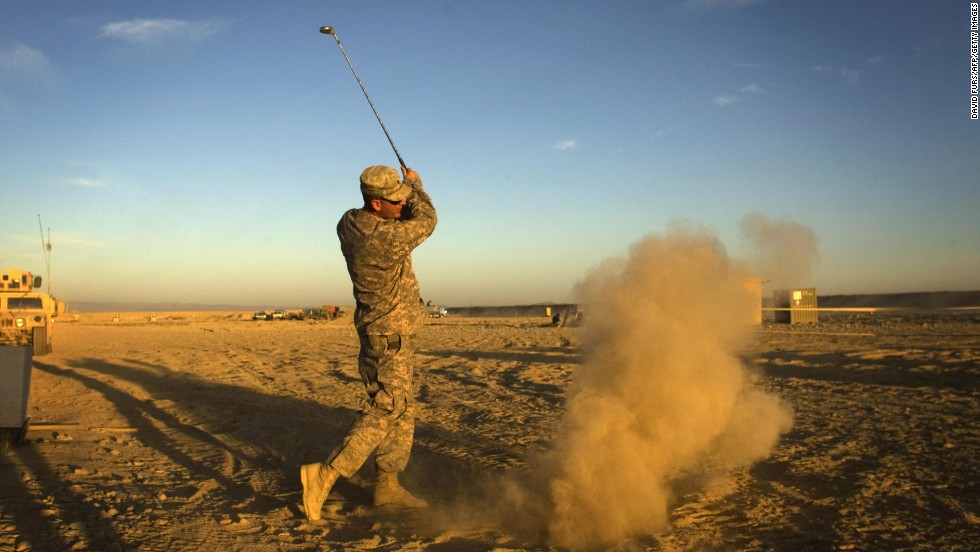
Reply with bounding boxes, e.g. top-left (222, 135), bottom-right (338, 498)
top-left (1, 312), bottom-right (977, 551)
